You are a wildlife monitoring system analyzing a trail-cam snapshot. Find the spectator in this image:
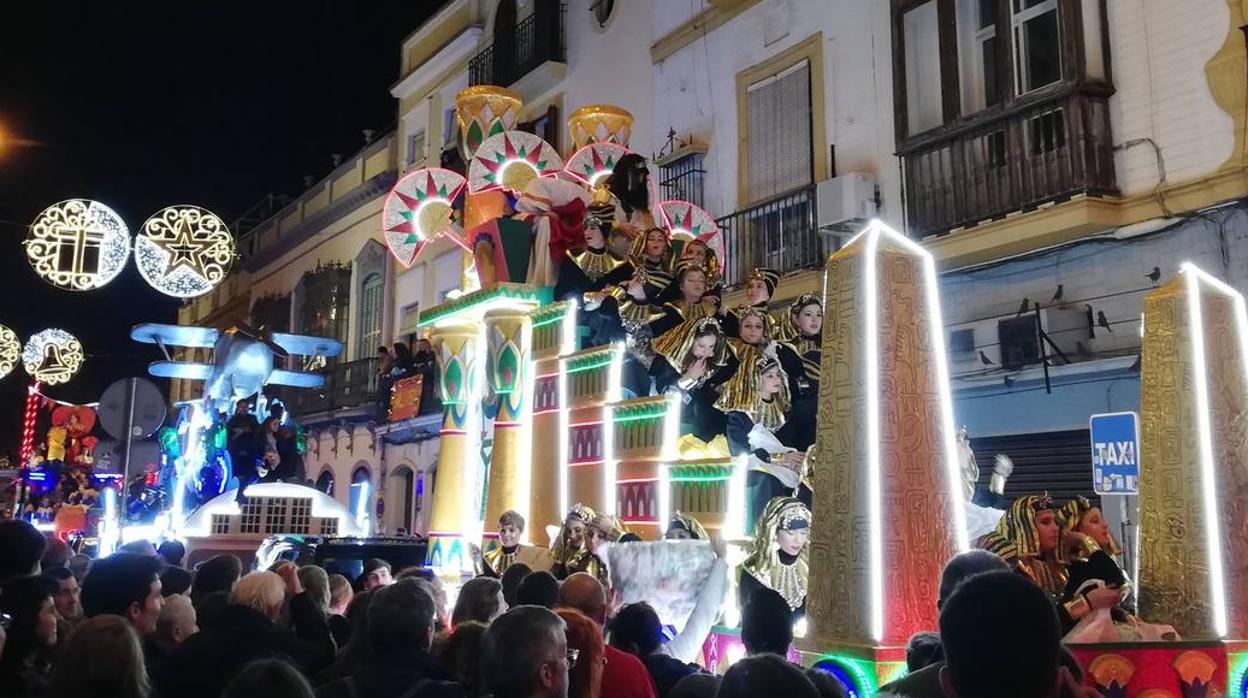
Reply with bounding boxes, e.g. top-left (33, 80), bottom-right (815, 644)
top-left (118, 539), bottom-right (159, 557)
top-left (716, 654), bottom-right (818, 698)
top-left (298, 564), bottom-right (332, 613)
top-left (48, 614), bottom-right (151, 698)
top-left (40, 536), bottom-right (72, 570)
top-left (668, 674), bottom-right (720, 698)
top-left (0, 575), bottom-right (59, 697)
top-left (150, 593), bottom-right (199, 681)
top-left (740, 587), bottom-right (792, 657)
top-left (804, 670), bottom-right (848, 698)
top-left (558, 608), bottom-right (606, 698)
top-left (517, 570), bottom-right (561, 609)
top-left (69, 553), bottom-right (92, 583)
top-left (483, 605), bottom-right (570, 698)
top-left (434, 620), bottom-right (488, 698)
top-left (391, 342), bottom-right (415, 377)
top-left (905, 632), bottom-right (944, 673)
top-left (558, 573), bottom-right (658, 698)
top-left (453, 576), bottom-right (507, 626)
top-left (609, 602), bottom-right (703, 698)
top-left (160, 565), bottom-right (193, 597)
top-left (319, 588), bottom-right (374, 684)
top-left (327, 573), bottom-right (353, 647)
top-left (80, 553), bottom-right (164, 638)
top-left (377, 346), bottom-right (394, 377)
top-left (223, 659), bottom-right (315, 698)
top-left (316, 579), bottom-right (462, 698)
top-left (161, 570), bottom-right (335, 698)
top-left (359, 558), bottom-right (393, 591)
top-left (0, 519), bottom-right (47, 581)
top-left (43, 565), bottom-right (83, 638)
top-left (191, 554), bottom-right (243, 607)
top-left (412, 338), bottom-right (441, 413)
top-left (501, 563), bottom-right (532, 607)
top-left (157, 539), bottom-right (186, 568)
